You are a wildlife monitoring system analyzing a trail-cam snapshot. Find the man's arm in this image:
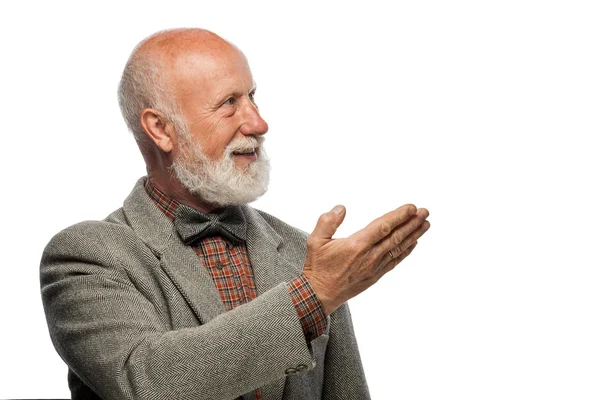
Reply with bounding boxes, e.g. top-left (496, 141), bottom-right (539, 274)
top-left (42, 203), bottom-right (429, 399)
top-left (41, 223), bottom-right (316, 400)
